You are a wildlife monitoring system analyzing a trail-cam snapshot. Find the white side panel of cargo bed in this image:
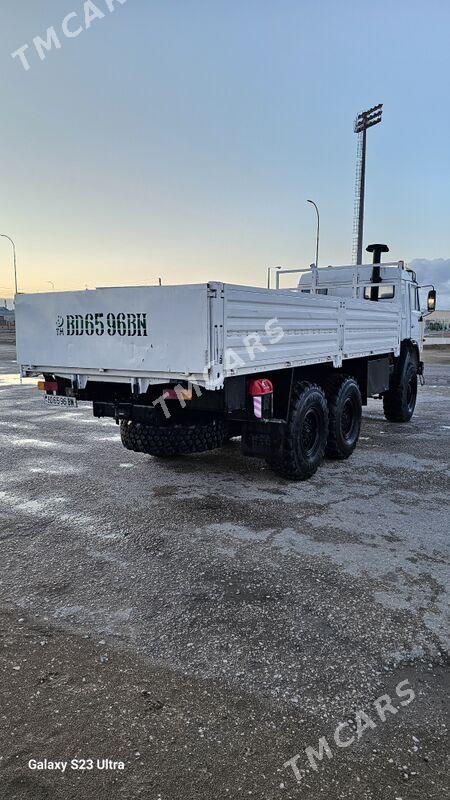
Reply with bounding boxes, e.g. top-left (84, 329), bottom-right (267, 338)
top-left (15, 285), bottom-right (211, 380)
top-left (222, 285), bottom-right (341, 375)
top-left (342, 300), bottom-right (400, 358)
